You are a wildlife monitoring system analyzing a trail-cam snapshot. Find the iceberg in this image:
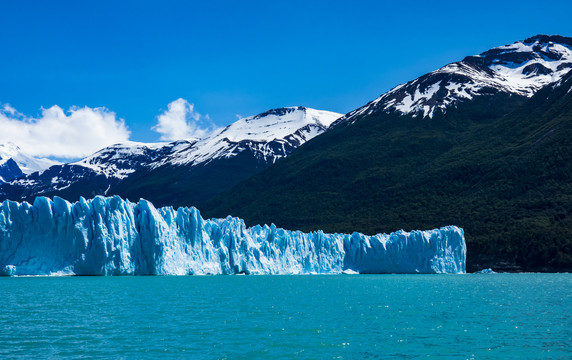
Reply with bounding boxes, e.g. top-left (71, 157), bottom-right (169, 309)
top-left (0, 196), bottom-right (466, 275)
top-left (476, 268), bottom-right (496, 274)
